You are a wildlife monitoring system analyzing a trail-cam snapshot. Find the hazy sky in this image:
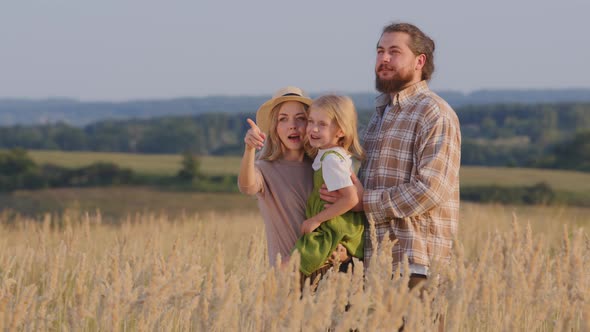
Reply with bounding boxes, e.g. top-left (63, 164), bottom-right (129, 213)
top-left (1, 0), bottom-right (589, 101)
